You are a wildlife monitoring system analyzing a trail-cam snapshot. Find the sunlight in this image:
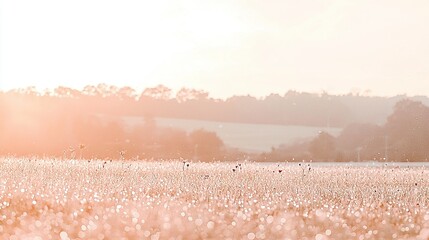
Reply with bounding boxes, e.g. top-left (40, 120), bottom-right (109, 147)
top-left (1, 1), bottom-right (429, 238)
top-left (180, 5), bottom-right (245, 46)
